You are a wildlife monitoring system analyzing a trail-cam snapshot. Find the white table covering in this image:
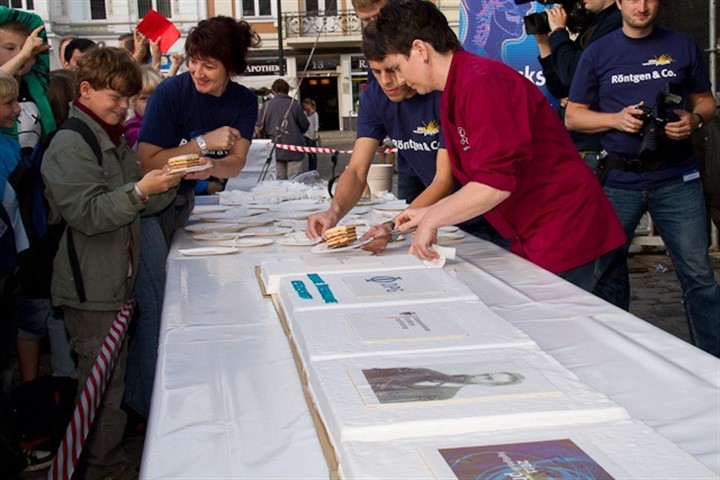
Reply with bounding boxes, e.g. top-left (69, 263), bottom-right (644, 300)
top-left (142, 206), bottom-right (720, 478)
